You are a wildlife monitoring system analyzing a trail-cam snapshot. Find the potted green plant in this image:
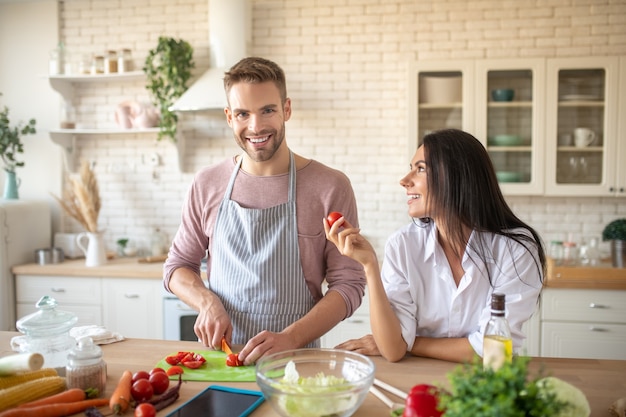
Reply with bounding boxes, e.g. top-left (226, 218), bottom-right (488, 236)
top-left (0, 93), bottom-right (36, 199)
top-left (602, 218), bottom-right (626, 268)
top-left (143, 36), bottom-right (195, 142)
